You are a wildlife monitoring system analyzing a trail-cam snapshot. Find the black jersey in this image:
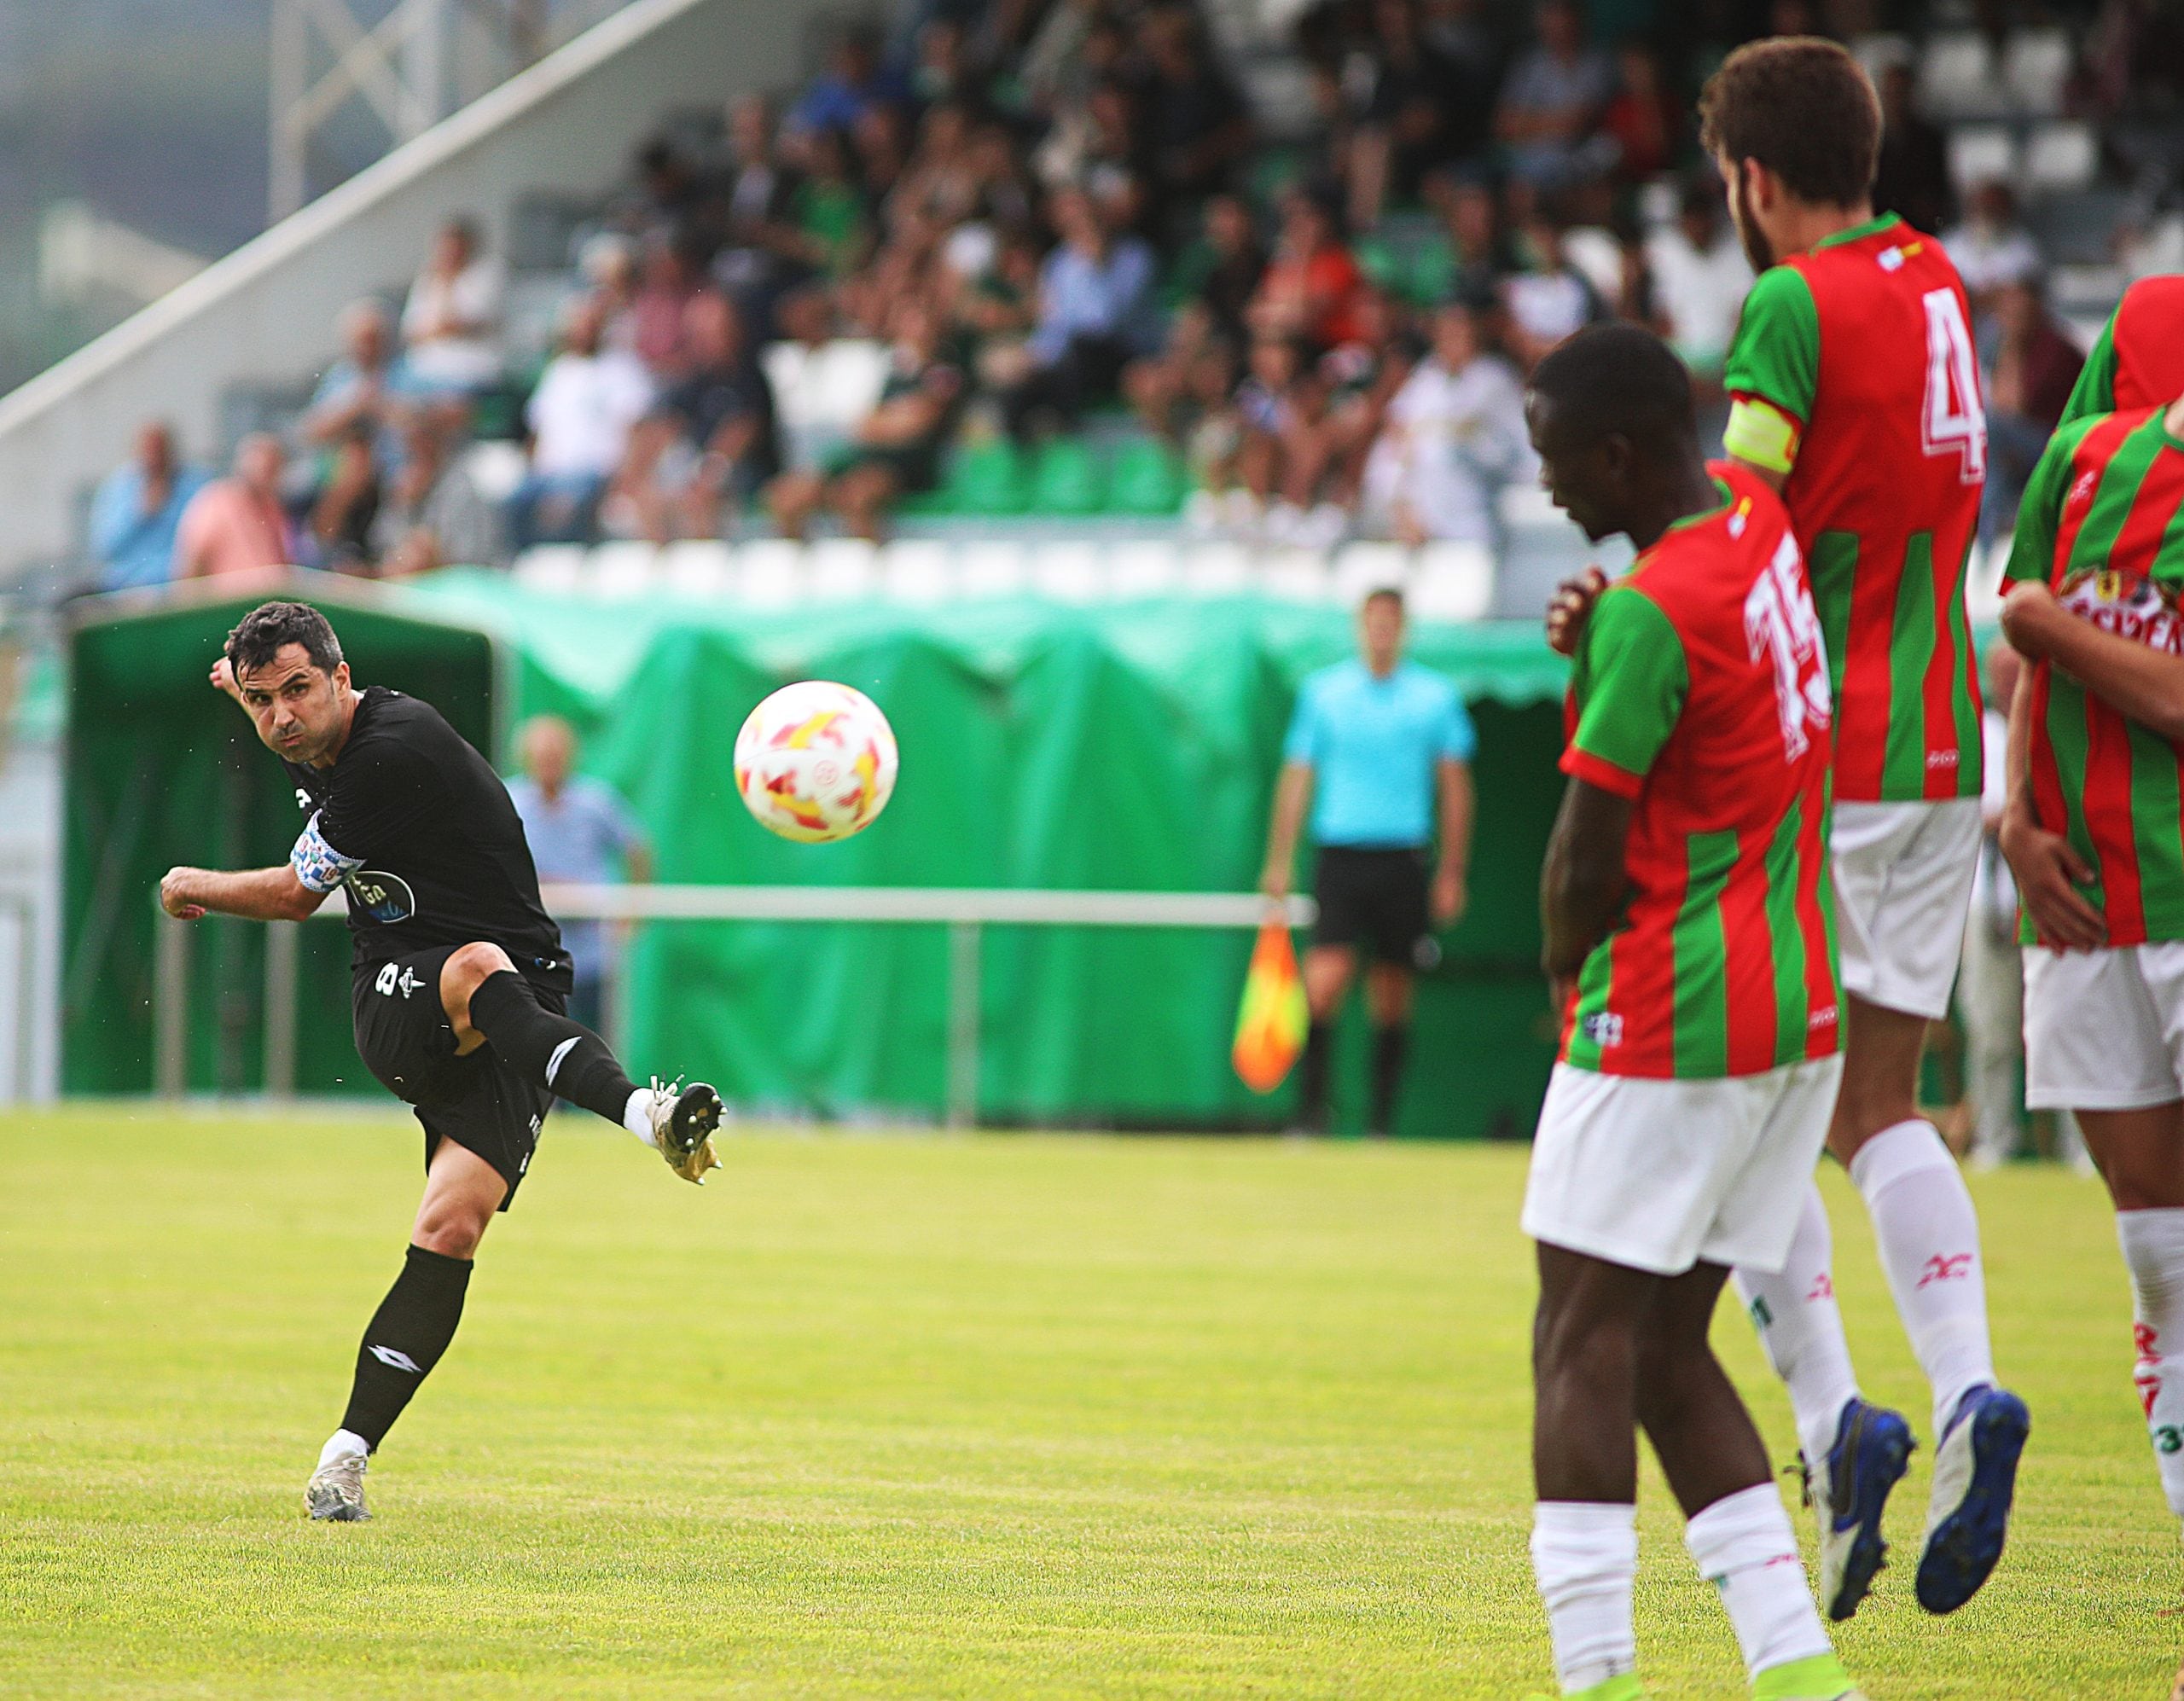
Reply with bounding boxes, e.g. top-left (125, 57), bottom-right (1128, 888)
top-left (283, 686), bottom-right (569, 989)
